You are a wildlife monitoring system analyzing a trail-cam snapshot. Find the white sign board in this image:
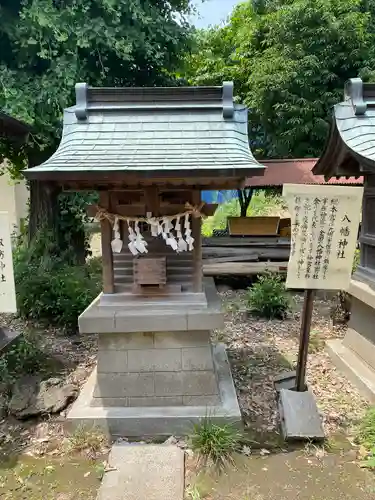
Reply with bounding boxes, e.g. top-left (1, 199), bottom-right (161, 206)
top-left (0, 212), bottom-right (17, 313)
top-left (283, 184), bottom-right (363, 290)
